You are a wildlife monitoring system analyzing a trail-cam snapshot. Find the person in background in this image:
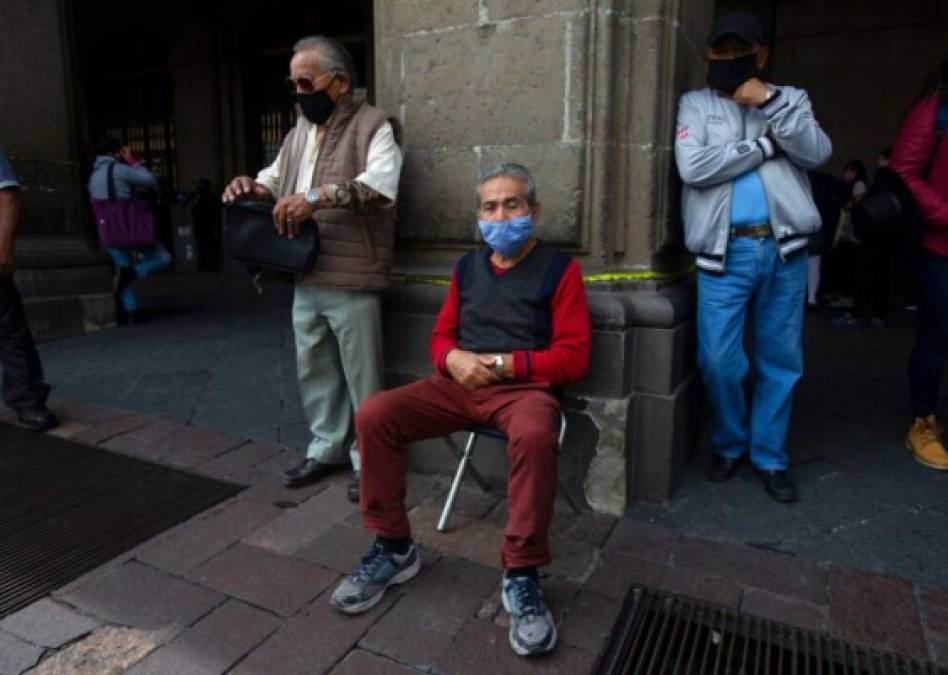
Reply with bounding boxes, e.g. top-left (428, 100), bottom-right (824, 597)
top-left (893, 58), bottom-right (948, 471)
top-left (88, 137), bottom-right (171, 323)
top-left (831, 159), bottom-right (870, 325)
top-left (0, 149), bottom-right (58, 431)
top-left (805, 169), bottom-right (847, 310)
top-left (848, 148), bottom-right (905, 327)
